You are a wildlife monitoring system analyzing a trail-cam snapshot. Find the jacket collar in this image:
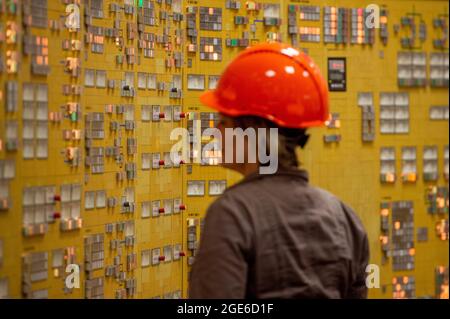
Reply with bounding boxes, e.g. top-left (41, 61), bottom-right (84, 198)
top-left (229, 168), bottom-right (309, 191)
